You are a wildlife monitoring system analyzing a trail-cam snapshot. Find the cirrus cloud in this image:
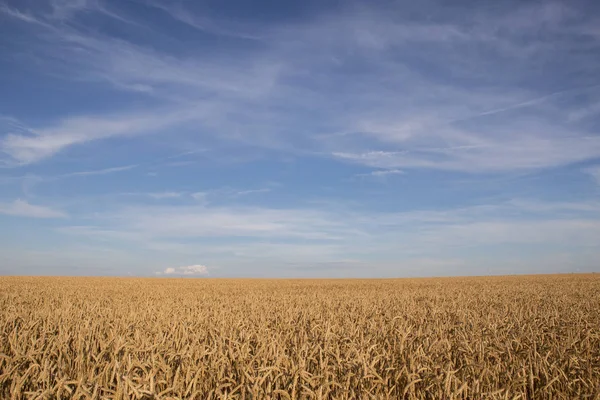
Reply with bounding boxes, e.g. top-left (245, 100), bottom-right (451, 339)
top-left (0, 199), bottom-right (67, 218)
